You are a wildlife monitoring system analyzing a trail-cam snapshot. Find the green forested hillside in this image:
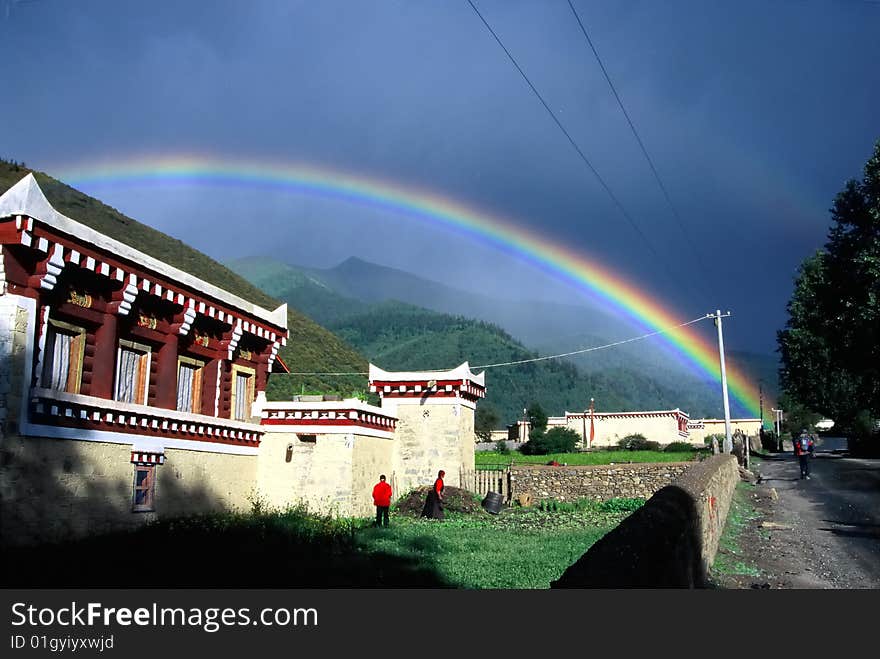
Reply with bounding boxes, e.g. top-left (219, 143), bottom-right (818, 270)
top-left (0, 160), bottom-right (368, 398)
top-left (229, 256), bottom-right (732, 420)
top-left (323, 300), bottom-right (715, 423)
